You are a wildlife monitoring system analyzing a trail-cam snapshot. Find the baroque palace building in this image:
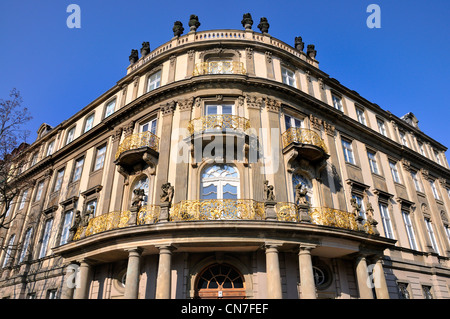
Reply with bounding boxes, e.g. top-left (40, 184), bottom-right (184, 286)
top-left (1, 14), bottom-right (450, 300)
